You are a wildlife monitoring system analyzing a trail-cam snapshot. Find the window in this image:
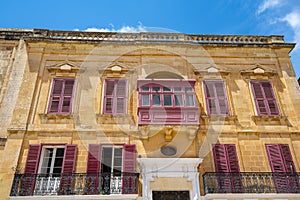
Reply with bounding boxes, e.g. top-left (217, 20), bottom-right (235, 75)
top-left (86, 144), bottom-right (136, 194)
top-left (48, 78), bottom-right (75, 114)
top-left (21, 144), bottom-right (77, 196)
top-left (139, 84), bottom-right (195, 107)
top-left (203, 80), bottom-right (229, 115)
top-left (265, 144), bottom-right (299, 193)
top-left (103, 79), bottom-right (127, 114)
top-left (138, 79), bottom-right (199, 125)
top-left (251, 81), bottom-right (279, 116)
top-left (213, 144), bottom-right (242, 193)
